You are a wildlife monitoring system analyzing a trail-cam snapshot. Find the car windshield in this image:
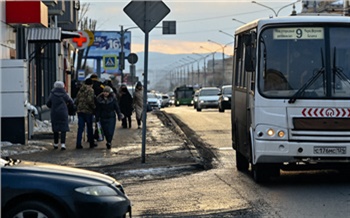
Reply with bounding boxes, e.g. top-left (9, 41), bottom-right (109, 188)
top-left (222, 87), bottom-right (232, 95)
top-left (200, 89), bottom-right (220, 96)
top-left (258, 26), bottom-right (350, 100)
top-left (147, 93), bottom-right (157, 98)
